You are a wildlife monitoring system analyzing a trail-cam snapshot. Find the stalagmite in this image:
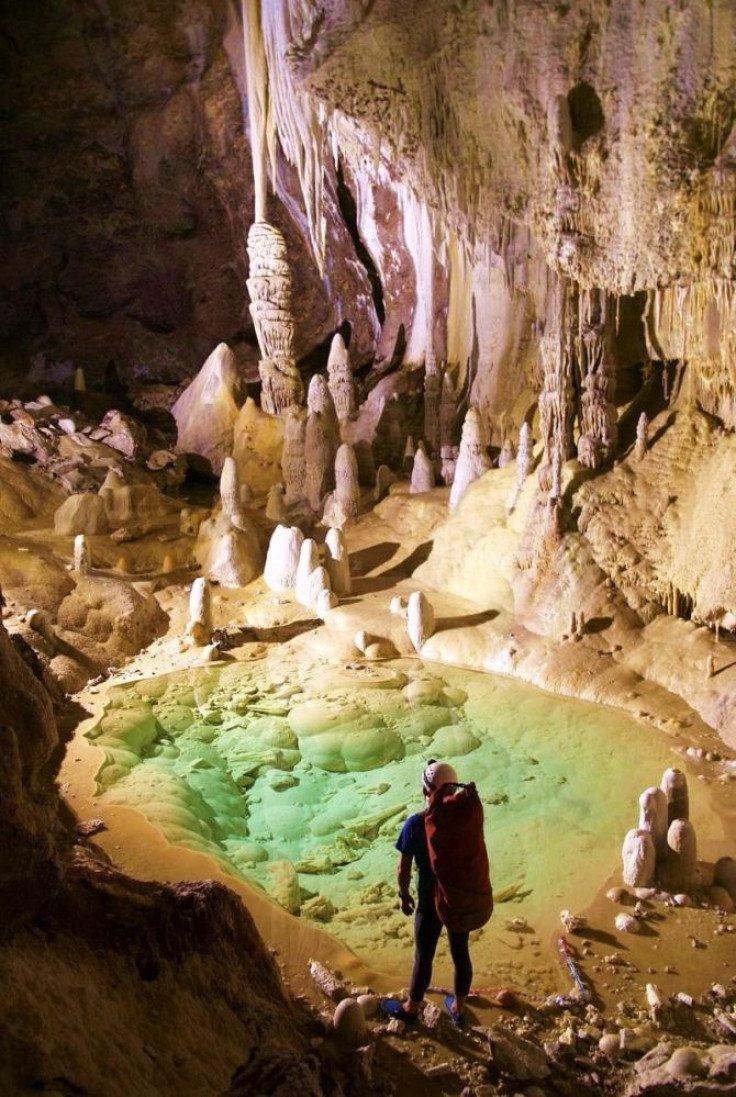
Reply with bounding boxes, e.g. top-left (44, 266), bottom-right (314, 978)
top-left (324, 527), bottom-right (351, 596)
top-left (635, 412), bottom-right (649, 461)
top-left (661, 819), bottom-right (697, 892)
top-left (171, 343), bottom-right (242, 474)
top-left (622, 828), bottom-right (656, 888)
top-left (326, 333), bottom-right (356, 423)
top-left (424, 361), bottom-right (441, 453)
top-left (714, 857), bottom-right (736, 901)
top-left (295, 539), bottom-right (320, 606)
top-left (403, 435), bottom-right (416, 473)
top-left (706, 654), bottom-right (715, 679)
top-left (305, 411), bottom-right (337, 511)
top-left (315, 587), bottom-right (338, 618)
top-left (306, 566), bottom-right (334, 612)
top-left (73, 366), bottom-right (86, 393)
top-left (264, 525), bottom-right (304, 592)
top-left (410, 444), bottom-right (435, 494)
top-left (440, 445), bottom-right (457, 486)
top-left (449, 407), bottom-right (491, 511)
top-left (407, 591), bottom-right (435, 653)
top-left (265, 483), bottom-right (287, 522)
top-left (374, 464), bottom-right (397, 502)
top-left (73, 534), bottom-right (90, 575)
top-left (661, 768), bottom-right (689, 825)
top-left (246, 221), bottom-right (303, 414)
top-left (220, 457), bottom-right (243, 525)
top-left (203, 529), bottom-right (261, 589)
top-left (439, 372), bottom-right (458, 450)
top-left (638, 787), bottom-right (668, 861)
top-left (187, 577), bottom-right (213, 647)
top-left (282, 407), bottom-right (307, 505)
top-left (334, 443), bottom-right (360, 520)
top-left (517, 422), bottom-right (532, 485)
top-left (307, 373), bottom-right (339, 435)
top-left (497, 438), bottom-right (515, 469)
